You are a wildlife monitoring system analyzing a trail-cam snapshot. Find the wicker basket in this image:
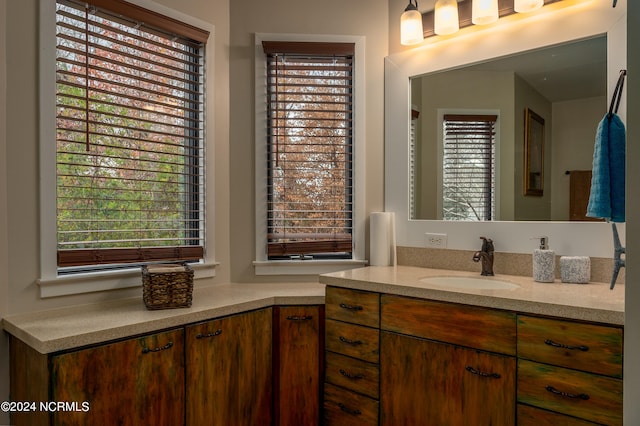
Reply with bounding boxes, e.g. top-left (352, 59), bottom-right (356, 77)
top-left (142, 263), bottom-right (194, 310)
